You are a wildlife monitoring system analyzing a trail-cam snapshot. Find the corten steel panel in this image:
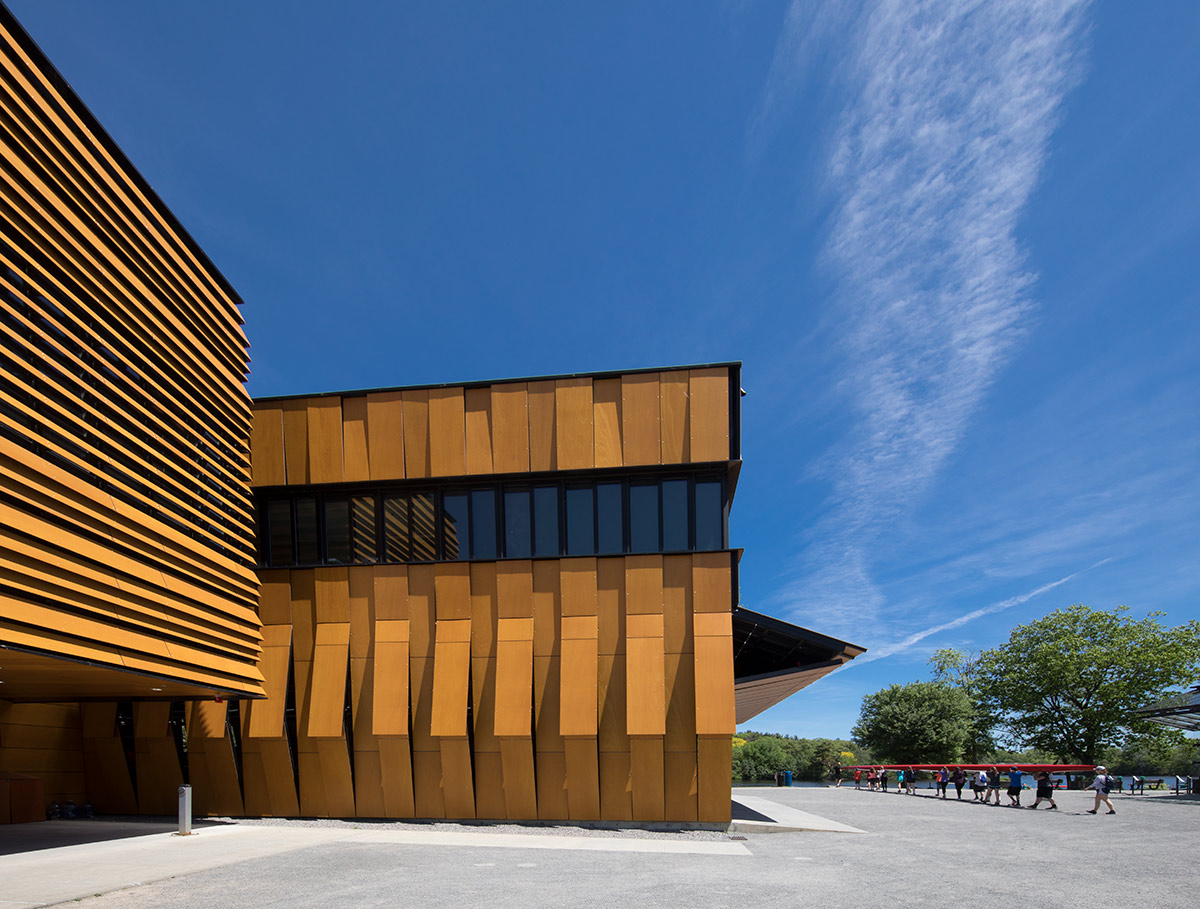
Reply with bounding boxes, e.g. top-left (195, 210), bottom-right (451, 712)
top-left (563, 737), bottom-right (600, 820)
top-left (412, 749), bottom-right (445, 818)
top-left (297, 751), bottom-right (328, 817)
top-left (526, 380), bottom-right (557, 471)
top-left (307, 399), bottom-right (345, 484)
top-left (499, 737), bottom-right (537, 819)
top-left (366, 391), bottom-right (405, 481)
top-left (258, 572), bottom-right (292, 626)
top-left (282, 401), bottom-right (310, 485)
top-left (494, 622), bottom-right (534, 736)
top-left (401, 390), bottom-right (430, 479)
top-left (307, 624), bottom-right (350, 738)
top-left (316, 738), bottom-right (356, 817)
top-left (629, 737), bottom-right (665, 821)
top-left (246, 625), bottom-right (291, 738)
top-left (473, 750), bottom-right (506, 820)
top-left (664, 652), bottom-right (698, 752)
top-left (597, 558), bottom-right (626, 656)
top-left (532, 560), bottom-right (560, 657)
top-left (372, 623), bottom-right (410, 735)
top-left (0, 703), bottom-right (85, 809)
top-left (659, 372), bottom-right (690, 464)
top-left (250, 406), bottom-right (286, 487)
top-left (434, 563), bottom-right (472, 621)
top-left (352, 749), bottom-right (385, 818)
top-left (430, 621), bottom-right (470, 738)
top-left (560, 632), bottom-right (599, 736)
top-left (554, 378), bottom-right (593, 470)
top-left (187, 702), bottom-right (244, 816)
top-left (133, 702), bottom-right (182, 816)
top-left (692, 552), bottom-right (733, 613)
top-left (663, 555), bottom-right (694, 655)
top-left (428, 387), bottom-right (466, 477)
top-left (693, 635), bottom-right (735, 736)
top-left (341, 396), bottom-right (370, 482)
top-left (315, 567), bottom-right (351, 624)
top-left (697, 735), bottom-right (732, 822)
top-left (598, 751), bottom-right (633, 820)
top-left (592, 378), bottom-right (622, 469)
top-left (533, 654), bottom-right (563, 757)
top-left (621, 373), bottom-right (660, 466)
top-left (664, 751), bottom-right (699, 821)
top-left (491, 383), bottom-right (529, 474)
top-left (79, 703), bottom-right (135, 814)
top-left (597, 653), bottom-right (628, 753)
top-left (535, 749), bottom-right (569, 821)
top-left (687, 368), bottom-right (730, 463)
top-left (378, 736), bottom-right (415, 818)
top-left (0, 17), bottom-right (263, 699)
top-left (463, 386), bottom-right (493, 475)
